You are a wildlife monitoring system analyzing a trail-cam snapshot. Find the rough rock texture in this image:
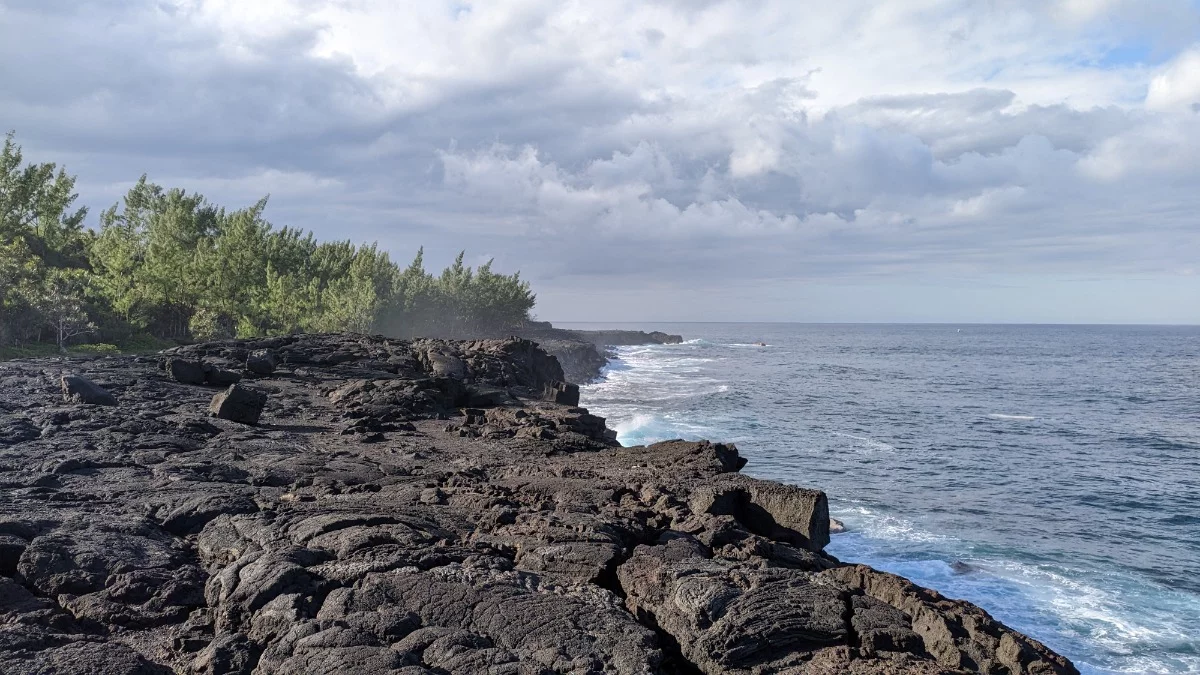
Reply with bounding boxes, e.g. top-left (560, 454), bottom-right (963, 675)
top-left (0, 333), bottom-right (1076, 674)
top-left (523, 338), bottom-right (610, 385)
top-left (210, 384), bottom-right (269, 425)
top-left (246, 350), bottom-right (279, 376)
top-left (168, 358), bottom-right (244, 387)
top-left (60, 374), bottom-right (118, 406)
top-left (544, 381), bottom-right (581, 407)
